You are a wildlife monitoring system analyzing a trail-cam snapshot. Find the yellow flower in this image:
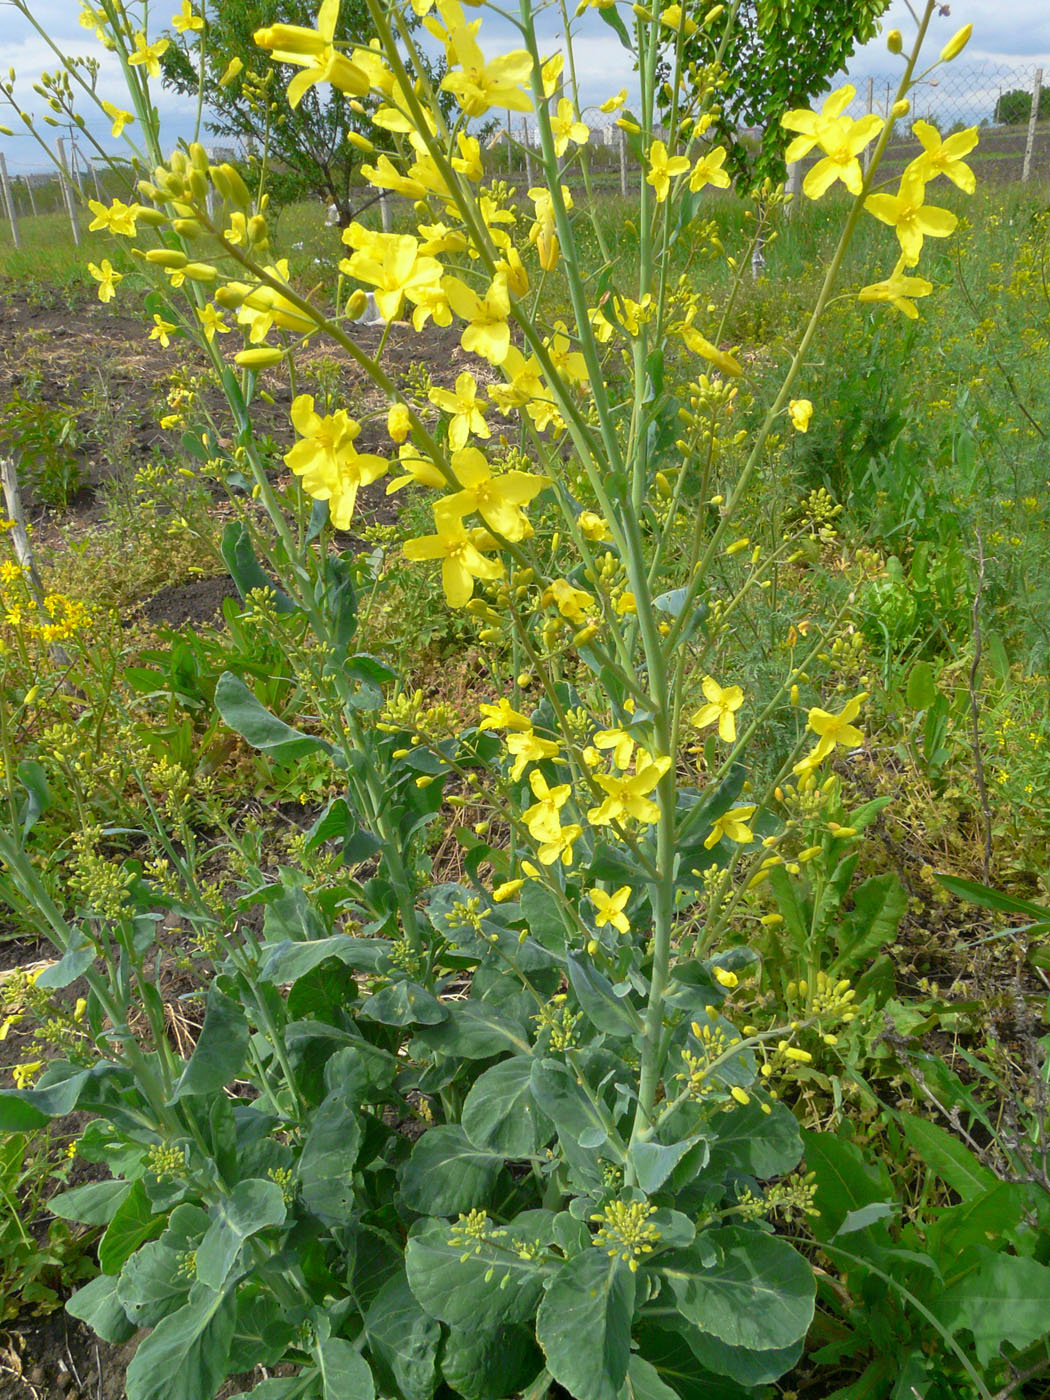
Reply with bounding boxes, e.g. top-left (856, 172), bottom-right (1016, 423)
top-left (907, 120), bottom-right (978, 194)
top-left (522, 770), bottom-right (572, 845)
top-left (857, 258), bottom-right (933, 319)
top-left (440, 21), bottom-right (533, 117)
top-left (506, 729), bottom-right (560, 781)
top-left (782, 85), bottom-right (883, 197)
top-left (589, 885), bottom-right (632, 934)
top-left (284, 394), bottom-right (387, 528)
top-left (493, 878), bottom-right (524, 902)
top-left (864, 171), bottom-right (957, 266)
top-left (688, 146), bottom-right (730, 193)
top-left (600, 88), bottom-right (627, 114)
top-left (593, 728), bottom-right (635, 770)
top-left (128, 32), bottom-right (170, 77)
top-left (148, 315), bottom-right (177, 347)
top-left (542, 579), bottom-right (594, 625)
top-left (660, 4), bottom-right (697, 34)
top-left (704, 804), bottom-right (757, 849)
top-left (539, 823), bottom-right (583, 867)
top-left (441, 447), bottom-right (547, 541)
top-left (341, 228), bottom-right (444, 323)
top-left (578, 511), bottom-right (612, 541)
top-left (254, 0), bottom-right (370, 106)
top-left (646, 140), bottom-right (690, 203)
top-left (691, 677), bottom-right (744, 743)
top-left (87, 198), bottom-right (143, 237)
top-left (788, 399), bottom-right (813, 433)
top-left (940, 22), bottom-right (972, 62)
top-left (100, 101), bottom-right (135, 137)
top-left (551, 99), bottom-right (589, 157)
top-left (219, 56), bottom-right (243, 87)
top-left (196, 303), bottom-right (230, 340)
top-left (588, 752), bottom-right (671, 827)
top-left (679, 325), bottom-right (742, 378)
top-left (387, 403), bottom-right (412, 443)
top-left (171, 1), bottom-right (204, 34)
top-left (479, 699), bottom-right (533, 731)
top-left (403, 502), bottom-right (505, 607)
top-left (804, 692), bottom-right (867, 764)
top-left (429, 372), bottom-right (490, 450)
top-left (443, 273), bottom-right (512, 364)
top-left (88, 258), bottom-right (122, 303)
